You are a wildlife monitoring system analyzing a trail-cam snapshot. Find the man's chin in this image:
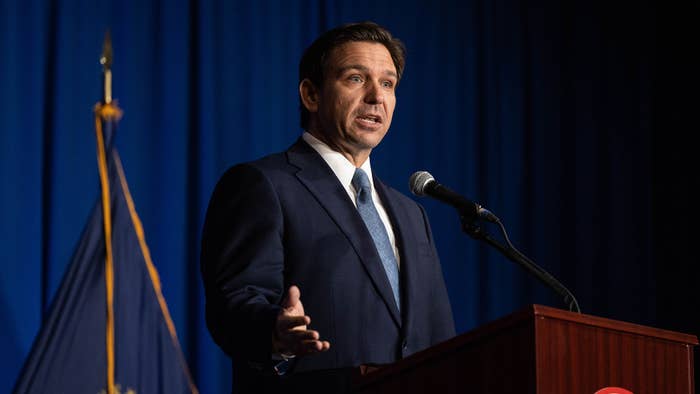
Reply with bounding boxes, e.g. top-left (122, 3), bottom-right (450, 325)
top-left (351, 136), bottom-right (384, 150)
top-left (353, 127), bottom-right (388, 144)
